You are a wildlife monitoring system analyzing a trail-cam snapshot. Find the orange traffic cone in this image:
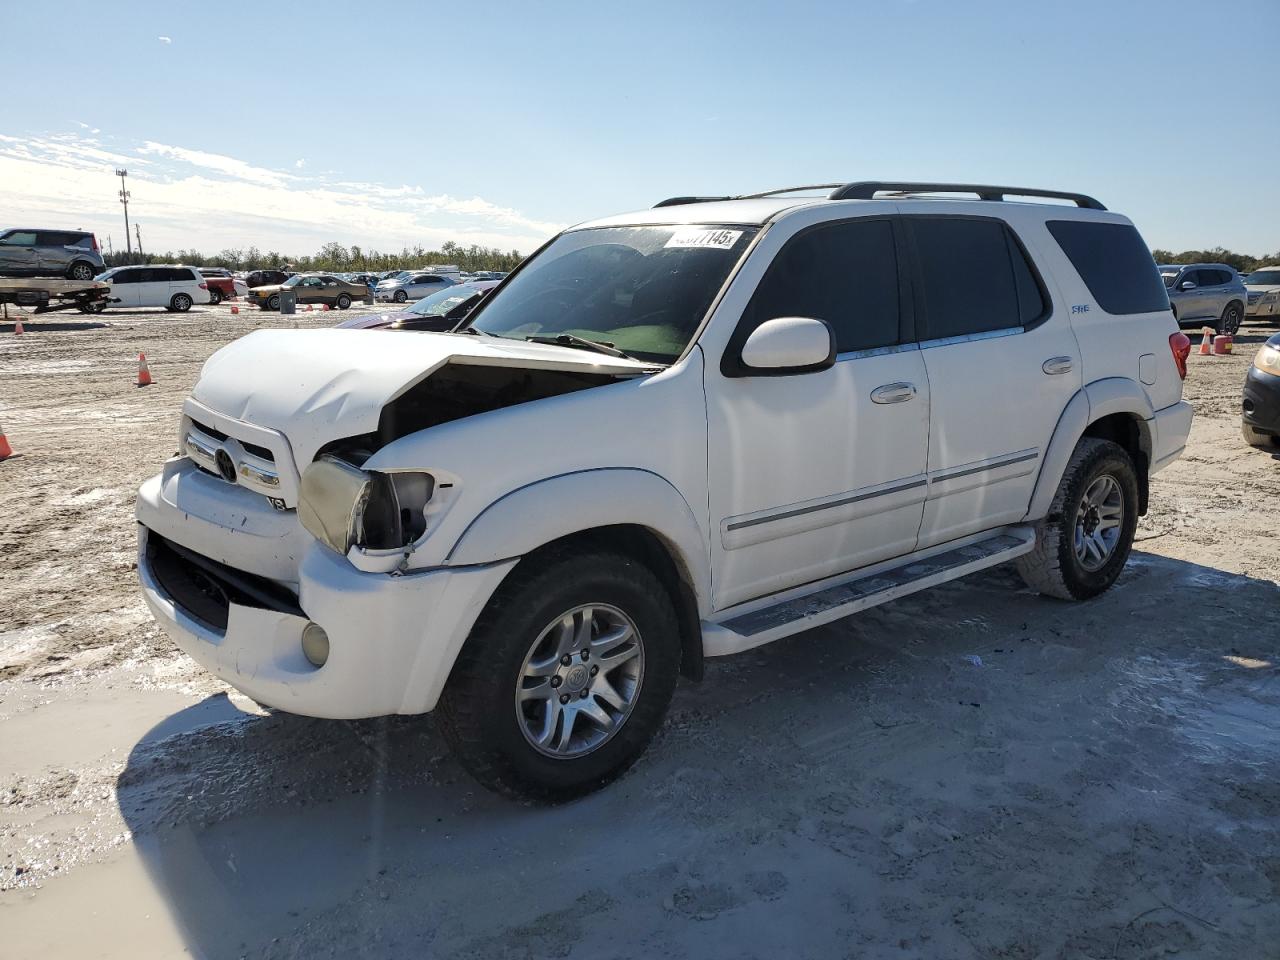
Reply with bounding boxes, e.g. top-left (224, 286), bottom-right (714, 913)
top-left (137, 353), bottom-right (152, 387)
top-left (306, 304), bottom-right (314, 312)
top-left (1198, 327), bottom-right (1214, 356)
top-left (14, 319), bottom-right (24, 335)
top-left (0, 420), bottom-right (12, 460)
top-left (230, 305), bottom-right (240, 314)
top-left (322, 303), bottom-right (331, 311)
